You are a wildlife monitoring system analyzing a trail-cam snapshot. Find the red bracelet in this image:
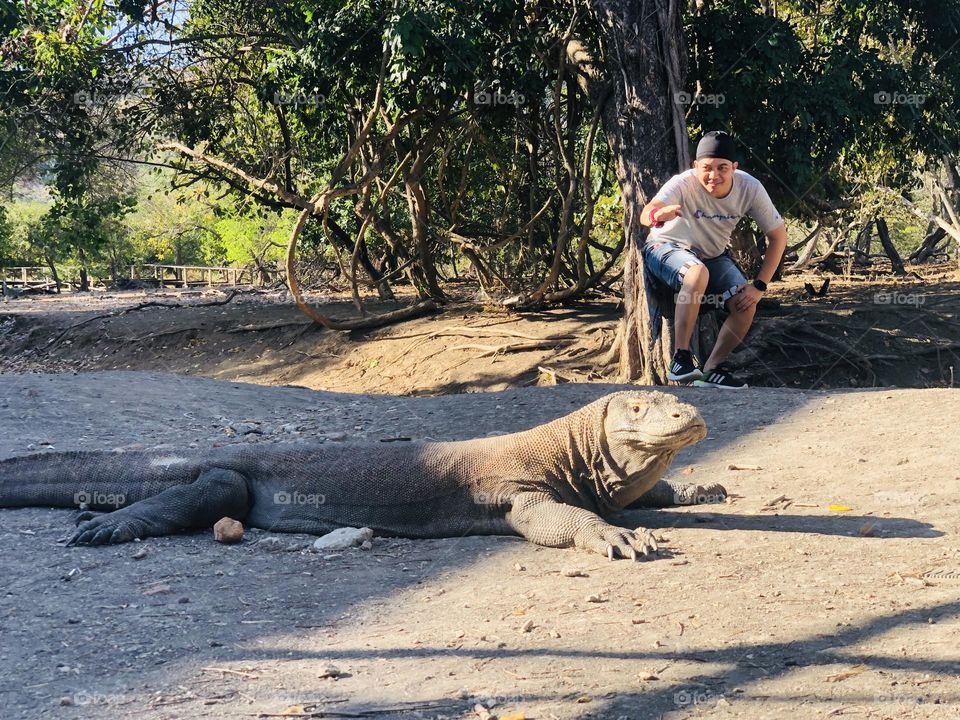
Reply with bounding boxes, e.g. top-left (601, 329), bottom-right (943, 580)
top-left (650, 207), bottom-right (664, 228)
